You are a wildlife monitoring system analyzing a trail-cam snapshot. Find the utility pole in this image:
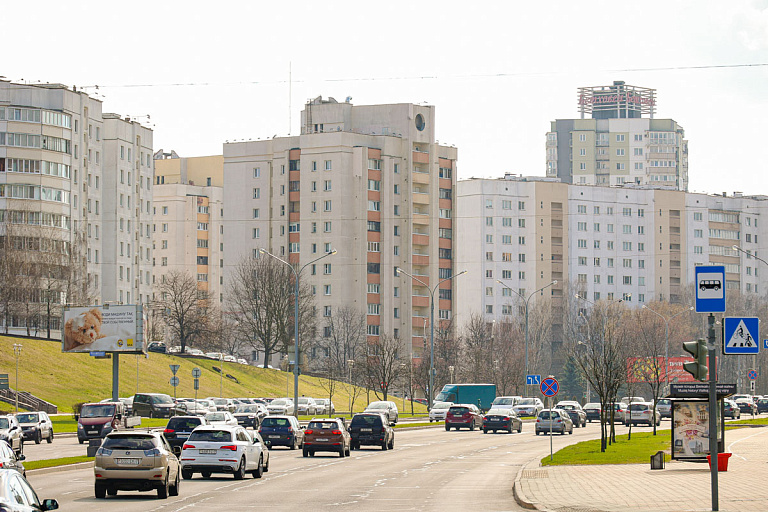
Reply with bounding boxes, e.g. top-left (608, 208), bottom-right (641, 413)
top-left (12, 344), bottom-right (22, 413)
